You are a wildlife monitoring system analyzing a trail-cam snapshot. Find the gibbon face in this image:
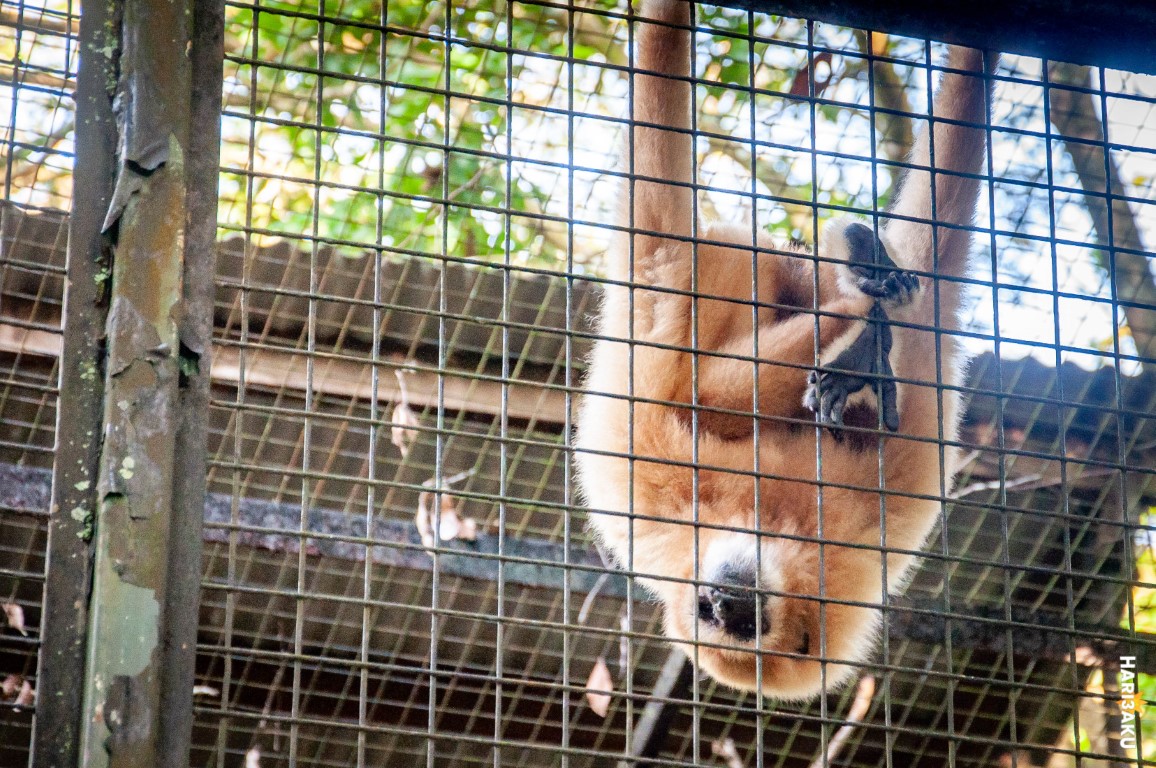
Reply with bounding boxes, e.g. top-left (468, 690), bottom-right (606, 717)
top-left (650, 515), bottom-right (890, 699)
top-left (577, 354), bottom-right (941, 699)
